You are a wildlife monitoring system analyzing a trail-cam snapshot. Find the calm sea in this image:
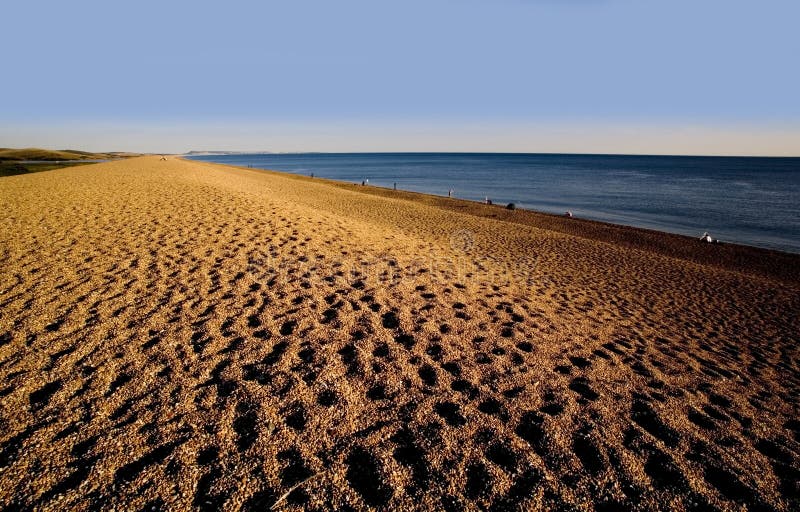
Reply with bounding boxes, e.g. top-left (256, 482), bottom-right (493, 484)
top-left (187, 153), bottom-right (800, 254)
